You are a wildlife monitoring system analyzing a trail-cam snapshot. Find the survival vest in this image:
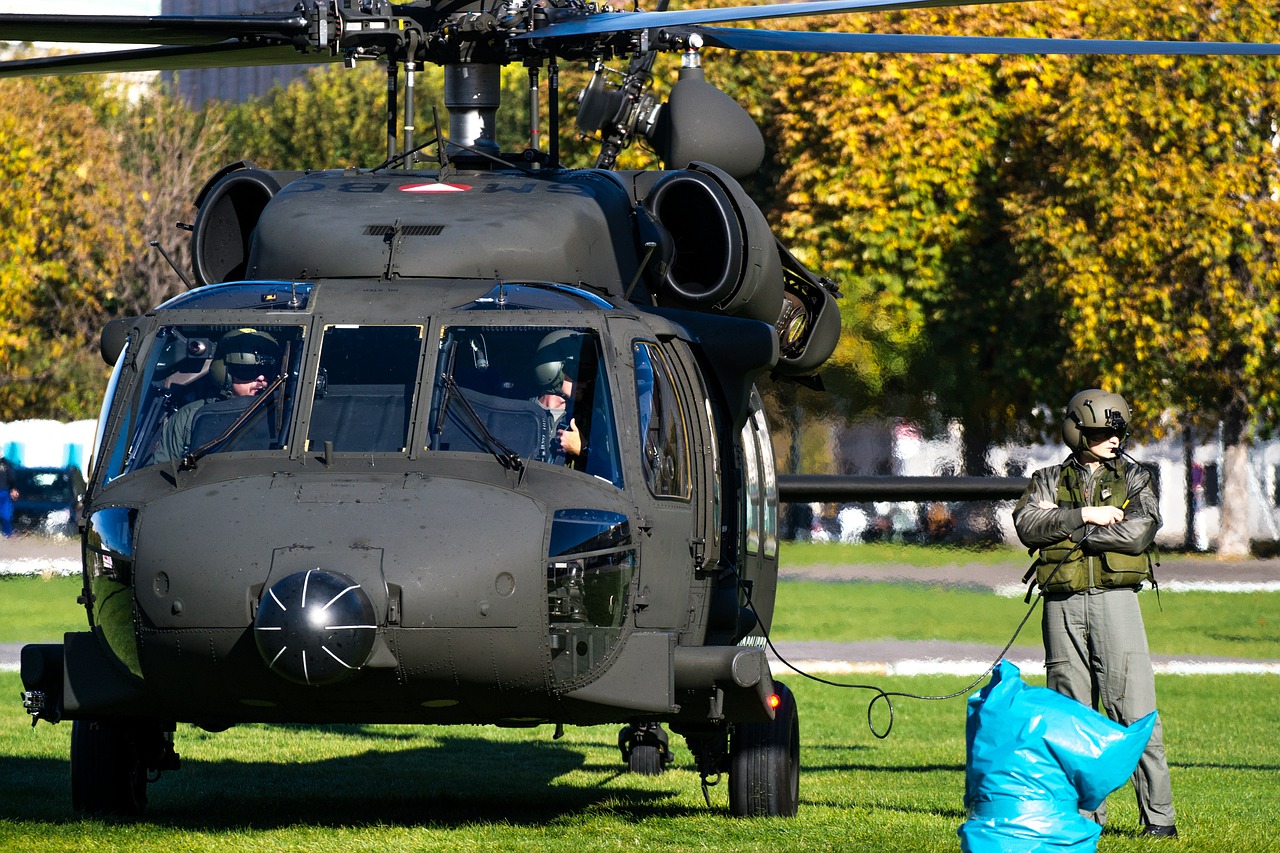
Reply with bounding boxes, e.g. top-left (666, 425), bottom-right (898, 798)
top-left (1028, 459), bottom-right (1157, 594)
